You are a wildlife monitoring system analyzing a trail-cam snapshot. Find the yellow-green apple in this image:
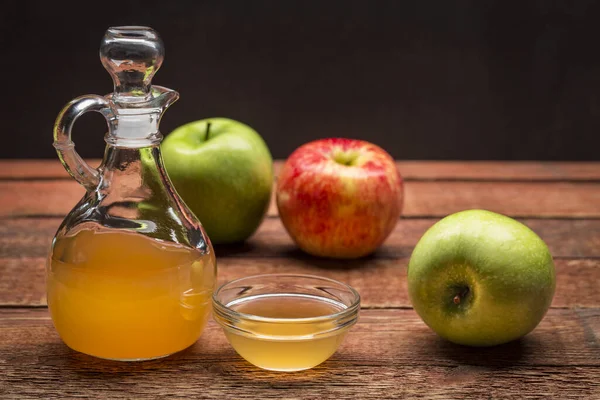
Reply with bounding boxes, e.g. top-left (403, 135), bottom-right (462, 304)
top-left (276, 138), bottom-right (403, 258)
top-left (407, 209), bottom-right (556, 346)
top-left (161, 118), bottom-right (273, 244)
